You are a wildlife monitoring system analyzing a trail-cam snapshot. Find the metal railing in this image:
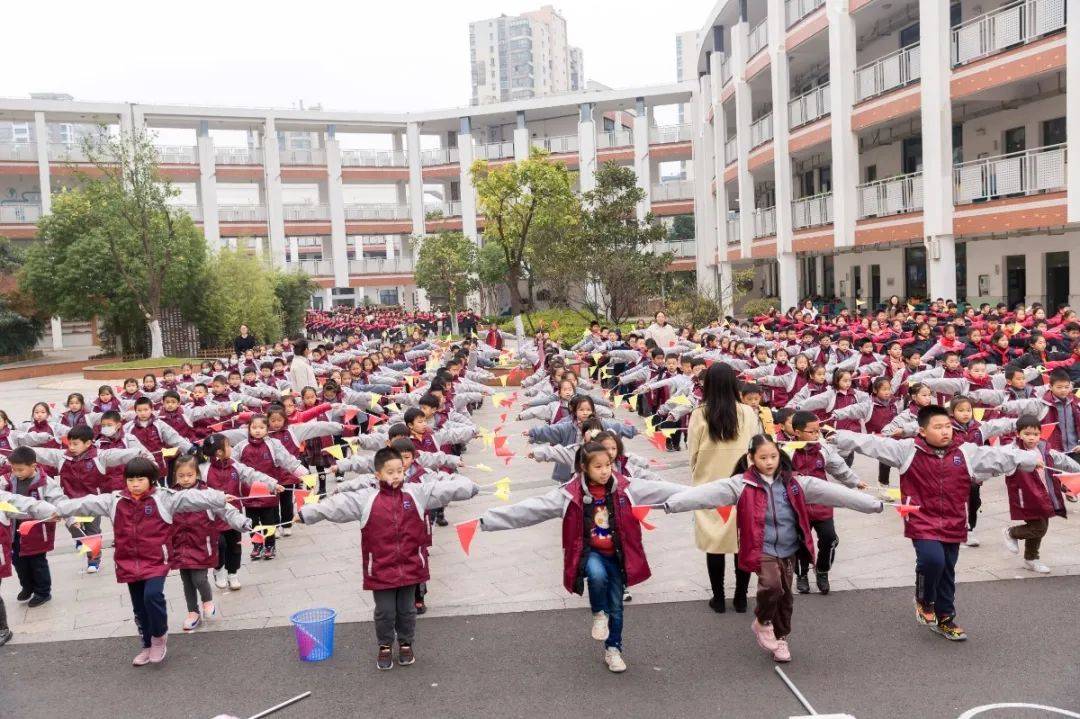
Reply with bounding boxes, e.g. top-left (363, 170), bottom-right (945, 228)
top-left (48, 143), bottom-right (89, 162)
top-left (343, 203), bottom-right (411, 220)
top-left (753, 206), bottom-right (777, 238)
top-left (725, 137), bottom-right (738, 165)
top-left (279, 148), bottom-right (326, 165)
top-left (720, 57), bottom-right (732, 85)
top-left (283, 204), bottom-right (330, 221)
top-left (651, 179), bottom-right (694, 201)
top-left (339, 149), bottom-right (407, 167)
top-left (427, 200), bottom-right (463, 217)
top-left (953, 144), bottom-right (1067, 204)
top-left (538, 134), bottom-right (578, 154)
top-left (748, 20), bottom-right (769, 57)
top-left (155, 145), bottom-right (198, 164)
top-left (419, 147), bottom-right (460, 166)
top-left (952, 0), bottom-right (1066, 67)
top-left (653, 239), bottom-right (696, 258)
top-left (786, 0), bottom-right (825, 27)
top-left (298, 259), bottom-right (334, 276)
top-left (650, 124), bottom-right (692, 145)
top-left (0, 203), bottom-right (41, 223)
top-left (791, 191), bottom-right (833, 229)
top-left (170, 204), bottom-right (202, 221)
top-left (0, 142), bottom-right (36, 162)
top-left (750, 113), bottom-right (774, 148)
top-left (218, 205), bottom-right (267, 222)
top-left (855, 43), bottom-right (921, 102)
top-left (215, 147), bottom-right (263, 165)
top-left (857, 172), bottom-right (923, 218)
top-left (597, 129), bottom-right (633, 149)
top-left (788, 84), bottom-right (830, 129)
top-left (350, 257), bottom-right (415, 275)
top-left (726, 215), bottom-right (741, 245)
top-left (473, 140), bottom-right (515, 160)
